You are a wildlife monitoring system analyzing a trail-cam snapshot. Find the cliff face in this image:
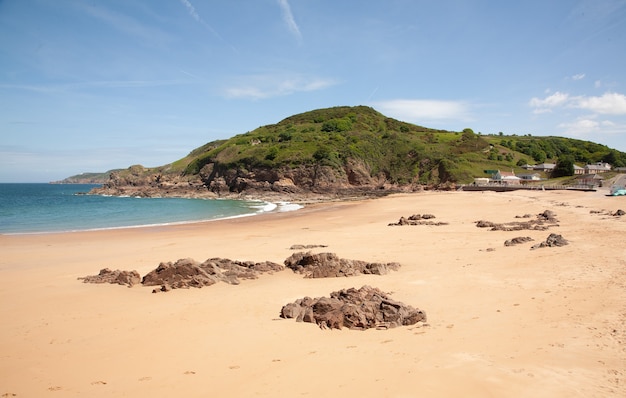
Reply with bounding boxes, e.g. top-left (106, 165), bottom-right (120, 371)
top-left (90, 159), bottom-right (426, 201)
